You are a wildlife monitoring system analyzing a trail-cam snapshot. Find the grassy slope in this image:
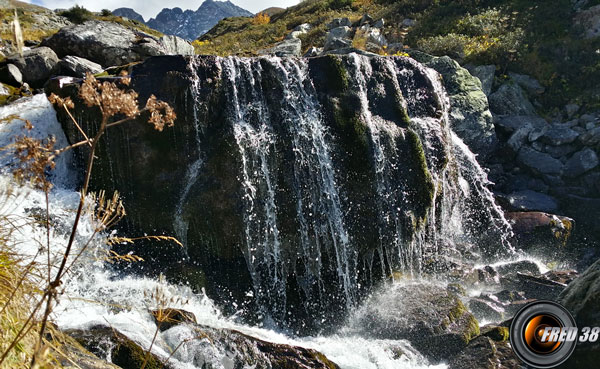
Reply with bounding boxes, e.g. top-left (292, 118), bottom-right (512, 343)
top-left (198, 0), bottom-right (600, 112)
